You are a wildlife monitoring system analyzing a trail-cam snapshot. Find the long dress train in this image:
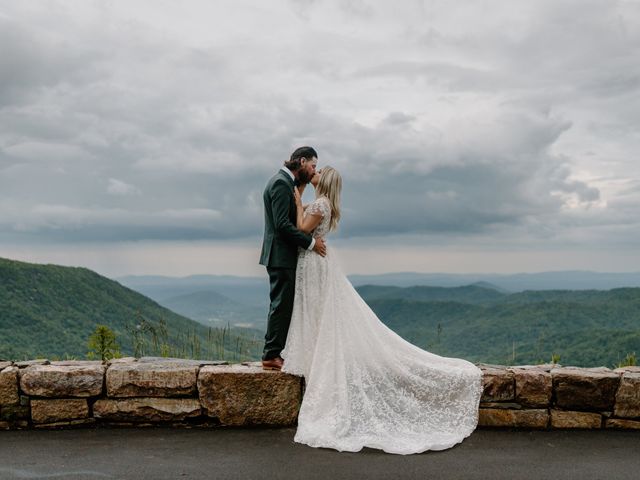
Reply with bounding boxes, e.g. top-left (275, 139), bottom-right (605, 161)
top-left (281, 196), bottom-right (483, 455)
